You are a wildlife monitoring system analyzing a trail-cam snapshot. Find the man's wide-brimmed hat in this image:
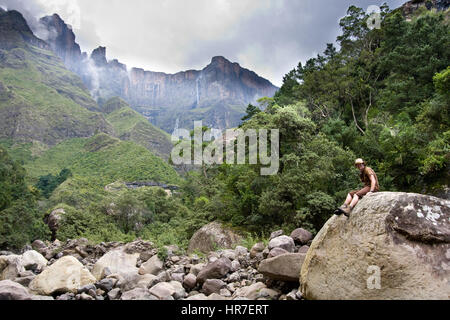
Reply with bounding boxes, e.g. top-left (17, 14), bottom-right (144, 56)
top-left (354, 158), bottom-right (365, 166)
